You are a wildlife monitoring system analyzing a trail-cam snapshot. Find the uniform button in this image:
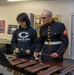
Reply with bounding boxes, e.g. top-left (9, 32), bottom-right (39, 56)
top-left (55, 33), bottom-right (56, 35)
top-left (59, 53), bottom-right (61, 55)
top-left (48, 32), bottom-right (50, 34)
top-left (48, 35), bottom-right (50, 37)
top-left (63, 48), bottom-right (65, 50)
top-left (61, 51), bottom-right (63, 53)
top-left (48, 39), bottom-right (50, 41)
top-left (48, 29), bottom-right (50, 31)
top-left (63, 49), bottom-right (65, 51)
top-left (48, 26), bottom-right (50, 28)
